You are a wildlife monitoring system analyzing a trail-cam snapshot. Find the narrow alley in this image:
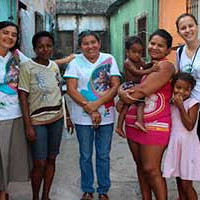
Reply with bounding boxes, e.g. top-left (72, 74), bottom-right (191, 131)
top-left (8, 133), bottom-right (200, 200)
